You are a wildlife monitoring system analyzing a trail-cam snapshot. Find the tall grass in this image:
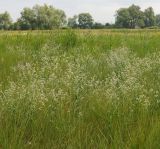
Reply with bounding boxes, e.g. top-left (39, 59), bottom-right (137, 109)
top-left (0, 30), bottom-right (160, 148)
